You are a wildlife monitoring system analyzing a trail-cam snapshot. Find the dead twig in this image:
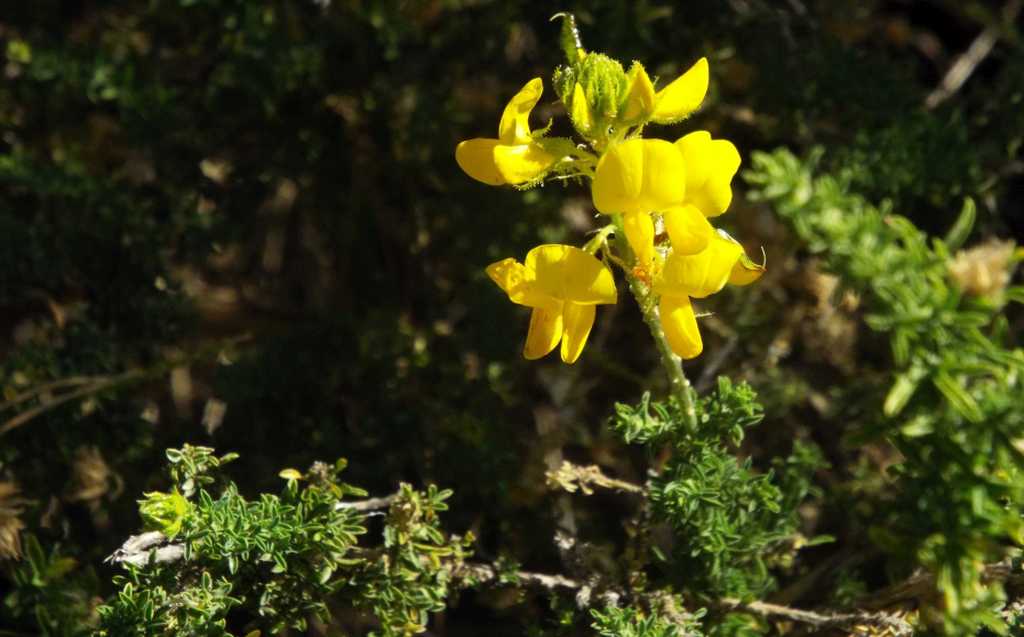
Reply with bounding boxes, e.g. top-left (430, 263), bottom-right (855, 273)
top-left (0, 370), bottom-right (145, 437)
top-left (0, 376), bottom-right (102, 412)
top-left (335, 494), bottom-right (397, 512)
top-left (0, 333), bottom-right (254, 437)
top-left (925, 0), bottom-right (1023, 109)
top-left (722, 598), bottom-right (912, 634)
top-left (545, 461), bottom-right (644, 496)
top-left (454, 562), bottom-right (581, 591)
